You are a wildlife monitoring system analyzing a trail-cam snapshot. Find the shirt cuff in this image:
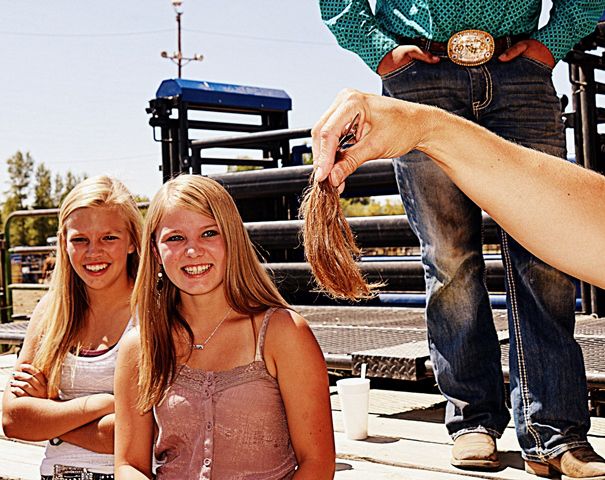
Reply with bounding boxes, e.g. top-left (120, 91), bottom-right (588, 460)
top-left (361, 32), bottom-right (400, 72)
top-left (530, 32), bottom-right (570, 63)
